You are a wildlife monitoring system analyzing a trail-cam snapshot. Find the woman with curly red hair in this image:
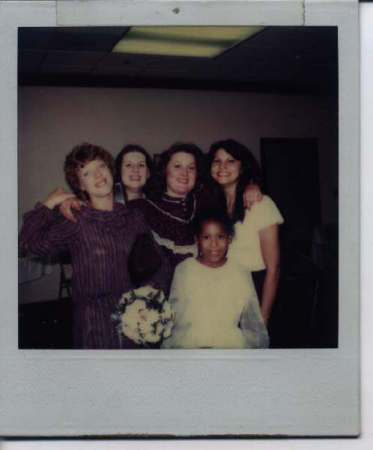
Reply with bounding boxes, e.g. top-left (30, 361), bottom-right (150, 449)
top-left (19, 143), bottom-right (165, 349)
